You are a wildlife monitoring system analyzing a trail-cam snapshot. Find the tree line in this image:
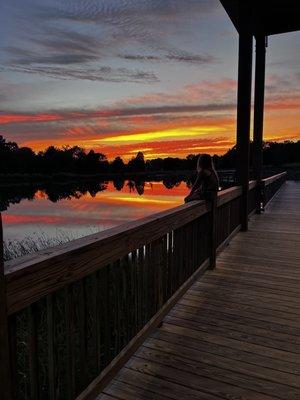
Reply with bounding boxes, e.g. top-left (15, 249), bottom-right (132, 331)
top-left (0, 135), bottom-right (299, 175)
